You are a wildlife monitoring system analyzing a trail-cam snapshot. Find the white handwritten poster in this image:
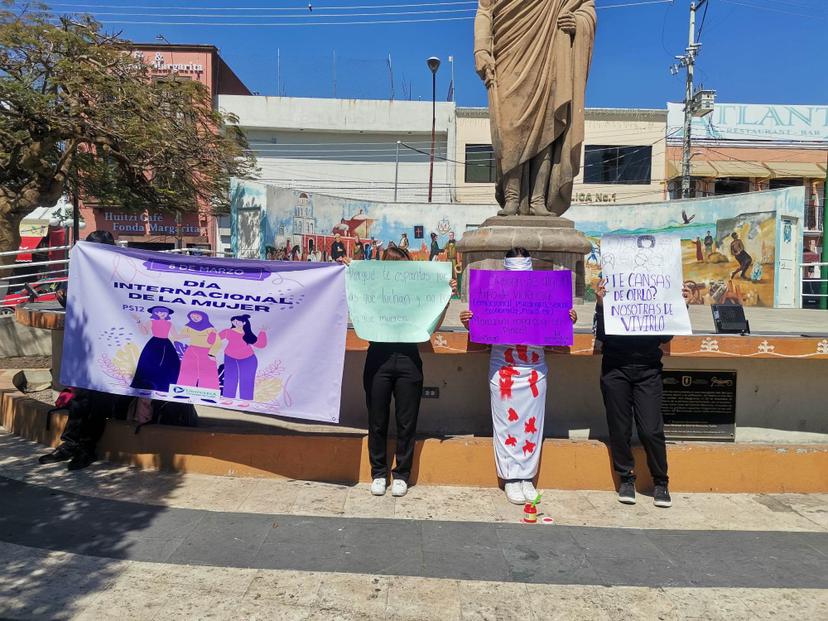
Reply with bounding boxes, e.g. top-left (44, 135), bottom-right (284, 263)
top-left (600, 235), bottom-right (692, 336)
